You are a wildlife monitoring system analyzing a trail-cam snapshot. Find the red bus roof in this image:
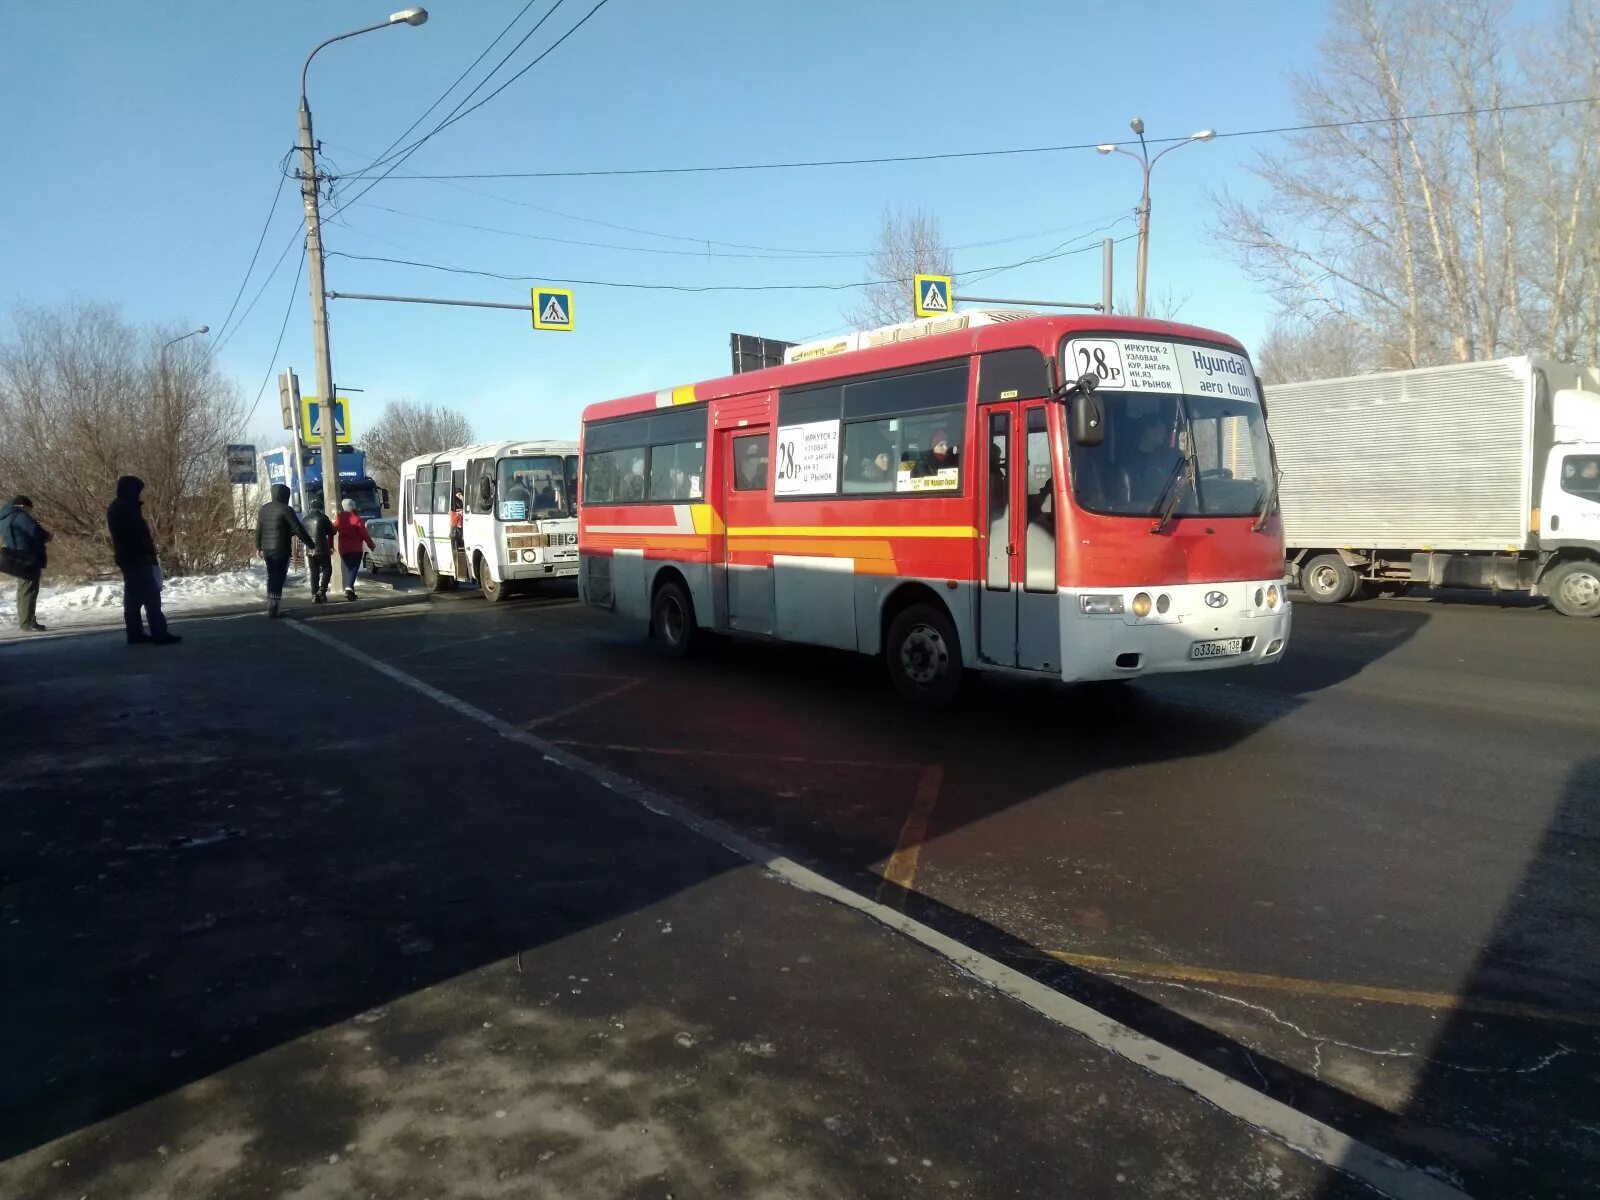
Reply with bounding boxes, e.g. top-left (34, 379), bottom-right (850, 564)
top-left (580, 312), bottom-right (1251, 424)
